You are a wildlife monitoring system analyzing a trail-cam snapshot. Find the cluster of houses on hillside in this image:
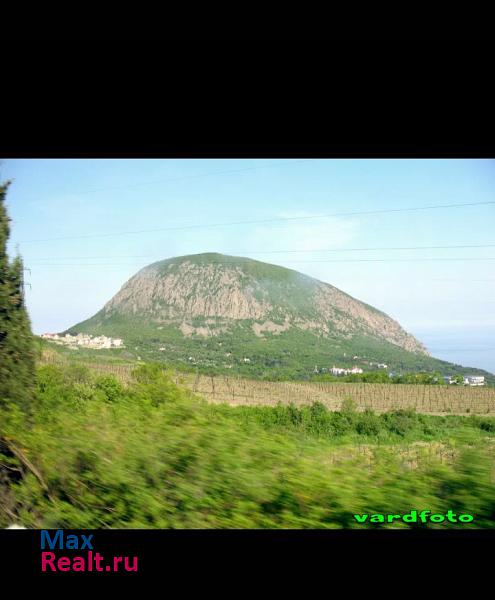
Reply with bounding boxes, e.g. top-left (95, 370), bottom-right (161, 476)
top-left (41, 332), bottom-right (124, 350)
